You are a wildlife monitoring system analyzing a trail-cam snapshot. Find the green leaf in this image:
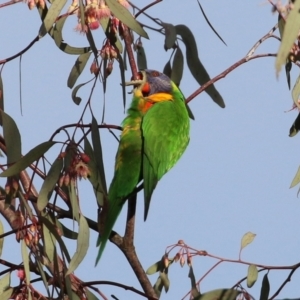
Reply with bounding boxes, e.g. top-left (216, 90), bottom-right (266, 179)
top-left (66, 215), bottom-right (90, 275)
top-left (153, 276), bottom-right (163, 298)
top-left (171, 47), bottom-right (184, 86)
top-left (160, 272), bottom-right (170, 293)
top-left (35, 258), bottom-right (50, 296)
top-left (289, 113), bottom-right (300, 137)
top-left (39, 0), bottom-right (68, 38)
top-left (240, 231), bottom-right (256, 250)
top-left (188, 266), bottom-right (200, 298)
top-left (247, 264), bottom-right (258, 288)
top-left (290, 165), bottom-right (300, 188)
top-left (41, 215), bottom-right (71, 262)
top-left (163, 60), bottom-right (172, 78)
top-left (146, 260), bottom-right (162, 275)
top-left (84, 138), bottom-right (104, 206)
top-left (196, 0), bottom-right (226, 46)
top-left (91, 117), bottom-right (107, 195)
top-left (118, 53), bottom-right (126, 109)
top-left (105, 0), bottom-right (148, 38)
top-left (175, 24), bottom-right (225, 108)
top-left (86, 28), bottom-right (98, 58)
top-left (86, 288), bottom-right (100, 300)
top-left (275, 1), bottom-right (300, 74)
top-left (162, 22), bottom-right (177, 50)
top-left (0, 141), bottom-right (56, 177)
top-left (42, 214), bottom-right (56, 263)
top-left (259, 274), bottom-right (270, 300)
top-left (0, 74), bottom-right (4, 126)
top-left (0, 218), bottom-right (4, 257)
top-left (55, 219), bottom-right (78, 239)
top-left (0, 273), bottom-right (10, 294)
top-left (71, 83), bottom-right (86, 105)
top-left (69, 181), bottom-right (80, 222)
top-left (51, 16), bottom-right (91, 55)
top-left (37, 157), bottom-right (63, 211)
top-left (292, 74), bottom-right (300, 109)
top-left (136, 45), bottom-right (147, 70)
top-left (21, 240), bottom-right (31, 286)
top-left (0, 287), bottom-right (13, 298)
top-left (194, 289), bottom-right (242, 300)
top-left (1, 111), bottom-right (21, 165)
top-left (67, 52), bottom-right (92, 89)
